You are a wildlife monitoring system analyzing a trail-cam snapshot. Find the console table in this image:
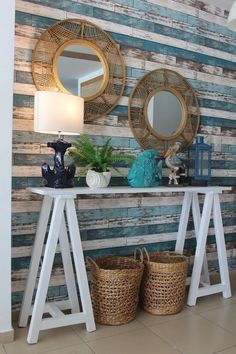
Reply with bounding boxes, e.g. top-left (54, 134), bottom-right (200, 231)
top-left (18, 186), bottom-right (232, 344)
